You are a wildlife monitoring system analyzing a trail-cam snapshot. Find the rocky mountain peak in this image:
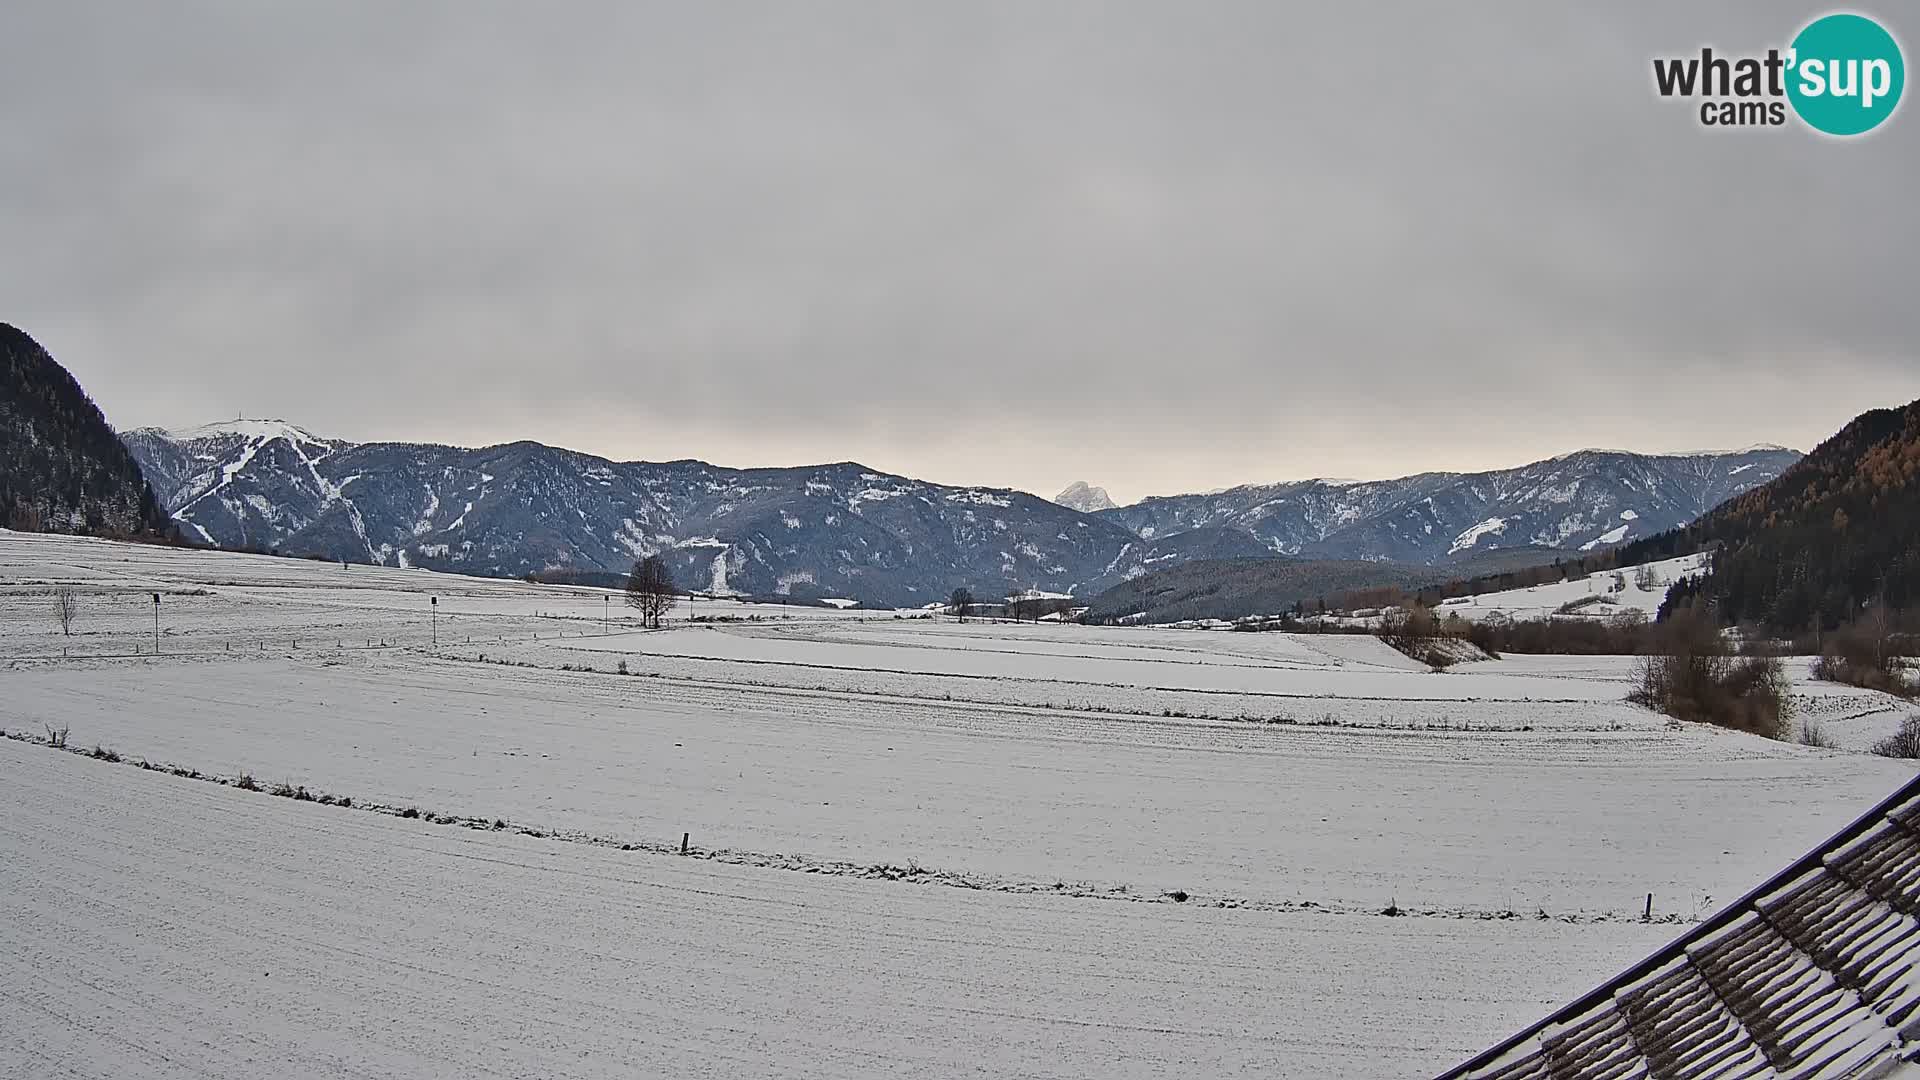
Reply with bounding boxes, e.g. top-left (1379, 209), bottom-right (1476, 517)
top-left (1054, 481), bottom-right (1117, 513)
